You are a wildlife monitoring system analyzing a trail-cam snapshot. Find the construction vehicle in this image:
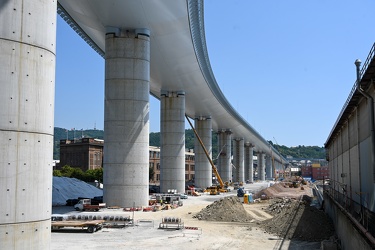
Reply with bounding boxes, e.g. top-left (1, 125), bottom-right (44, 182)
top-left (185, 115), bottom-right (229, 194)
top-left (74, 199), bottom-right (106, 211)
top-left (206, 186), bottom-right (220, 195)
